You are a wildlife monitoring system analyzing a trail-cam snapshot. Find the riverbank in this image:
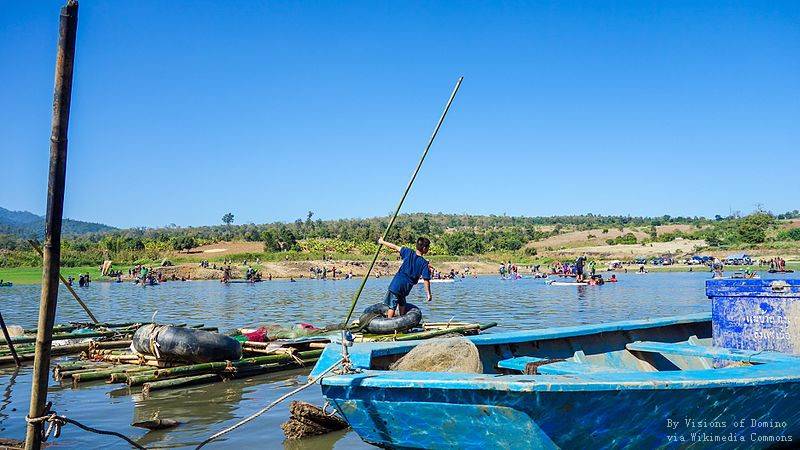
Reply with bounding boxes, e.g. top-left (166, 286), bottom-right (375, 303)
top-left (0, 265), bottom-right (106, 285)
top-left (0, 260), bottom-right (501, 285)
top-left (2, 260), bottom-right (797, 285)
